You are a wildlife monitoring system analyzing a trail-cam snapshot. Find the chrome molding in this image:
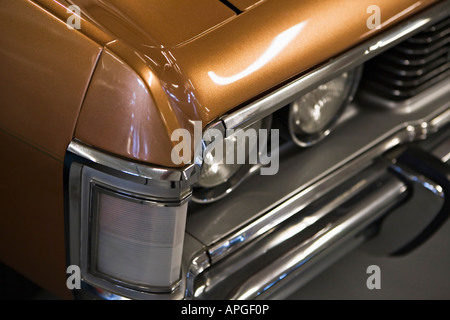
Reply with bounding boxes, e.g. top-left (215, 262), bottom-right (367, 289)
top-left (184, 251), bottom-right (211, 299)
top-left (193, 129), bottom-right (450, 299)
top-left (67, 140), bottom-right (199, 185)
top-left (220, 0), bottom-right (450, 133)
top-left (206, 106), bottom-right (450, 265)
top-left (229, 174), bottom-right (408, 299)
